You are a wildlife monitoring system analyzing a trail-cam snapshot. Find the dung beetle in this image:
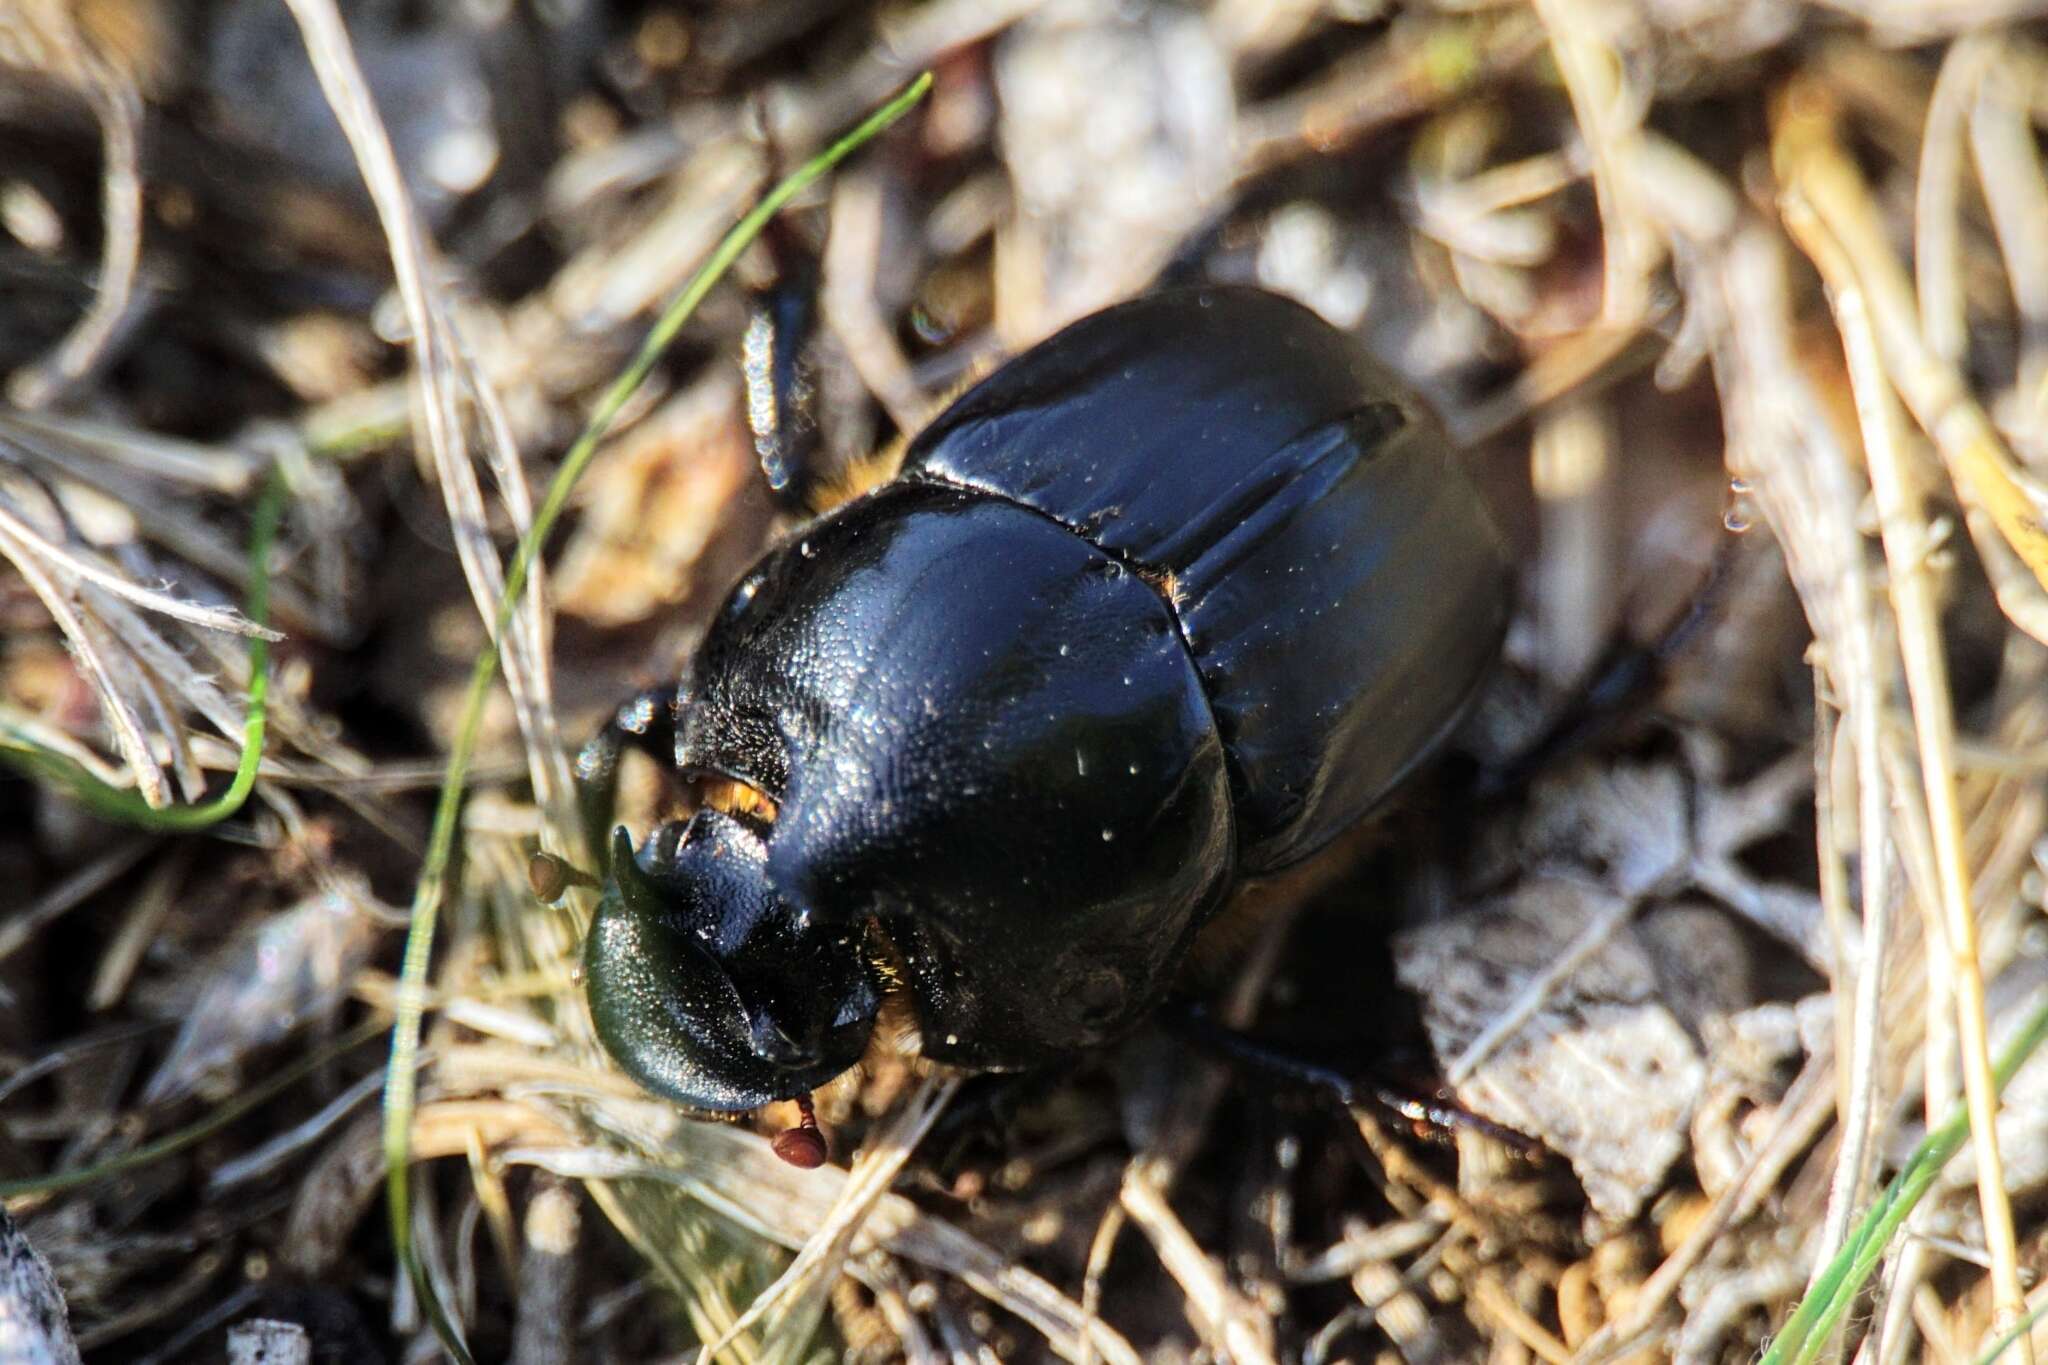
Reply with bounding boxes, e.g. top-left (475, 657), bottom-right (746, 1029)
top-left (575, 286), bottom-right (1512, 1116)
